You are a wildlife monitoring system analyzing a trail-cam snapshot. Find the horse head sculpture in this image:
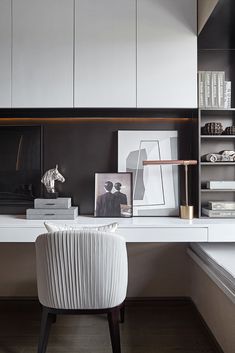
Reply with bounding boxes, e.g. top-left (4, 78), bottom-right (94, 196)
top-left (41, 165), bottom-right (65, 197)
